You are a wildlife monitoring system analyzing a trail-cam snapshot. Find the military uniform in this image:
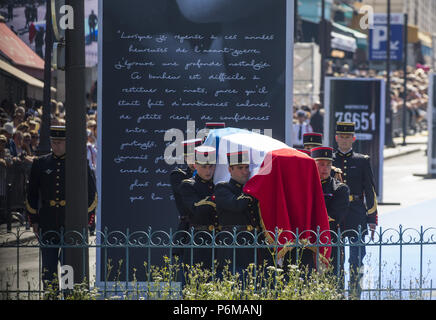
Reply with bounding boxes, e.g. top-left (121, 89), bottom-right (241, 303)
top-left (169, 138), bottom-right (201, 260)
top-left (214, 150), bottom-right (262, 273)
top-left (178, 146), bottom-right (218, 268)
top-left (332, 150), bottom-right (378, 235)
top-left (25, 126), bottom-right (98, 285)
top-left (312, 147), bottom-right (349, 280)
top-left (332, 122), bottom-right (378, 297)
